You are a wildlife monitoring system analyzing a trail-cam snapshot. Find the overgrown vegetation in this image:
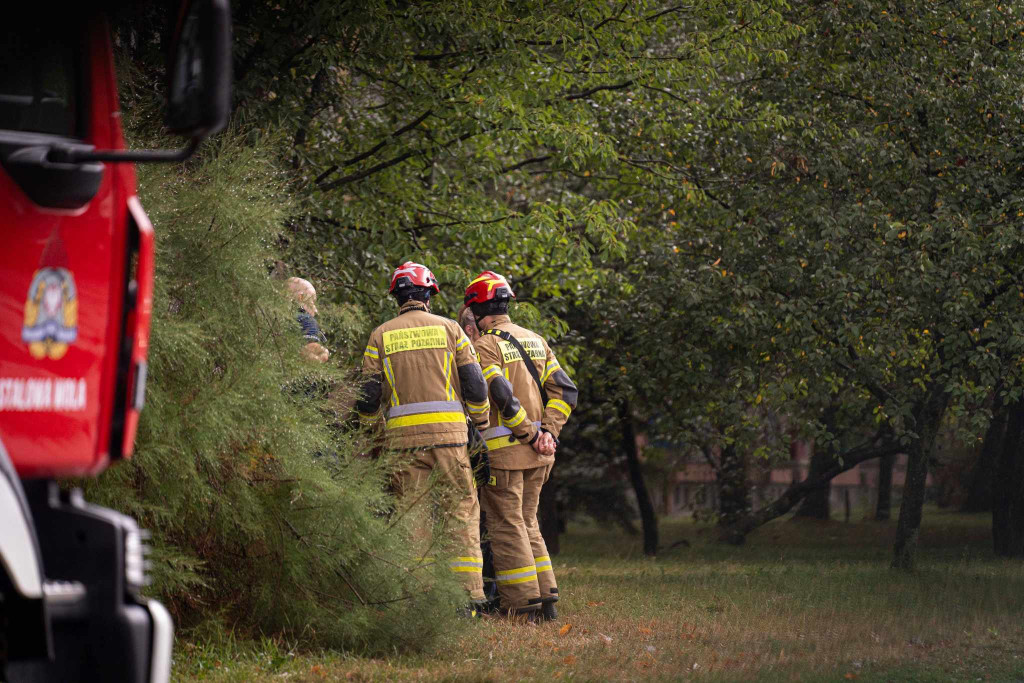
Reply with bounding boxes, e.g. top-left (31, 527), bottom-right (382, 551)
top-left (92, 0), bottom-right (1024, 653)
top-left (85, 137), bottom-right (466, 652)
